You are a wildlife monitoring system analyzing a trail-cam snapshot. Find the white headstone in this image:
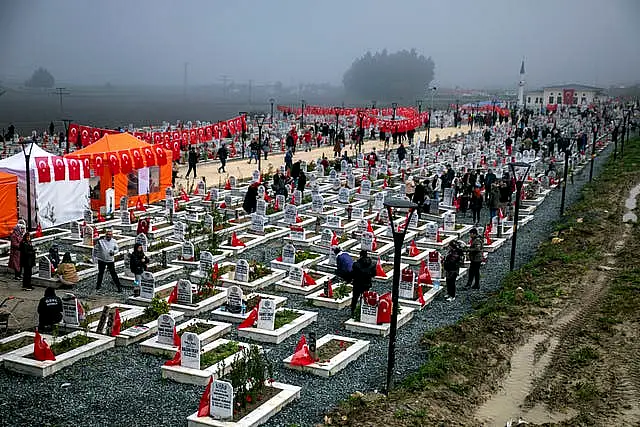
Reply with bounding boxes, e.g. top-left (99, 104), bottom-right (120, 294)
top-left (317, 164), bottom-right (324, 176)
top-left (361, 179), bottom-right (371, 197)
top-left (257, 299), bottom-right (276, 330)
top-left (399, 269), bottom-right (415, 299)
top-left (83, 226), bottom-right (94, 246)
top-left (374, 192), bottom-right (385, 210)
top-left (312, 195), bottom-right (324, 213)
top-left (135, 233), bottom-right (148, 253)
top-left (234, 259), bottom-right (249, 282)
top-left (358, 219), bottom-right (369, 234)
top-left (226, 286), bottom-right (243, 314)
top-left (338, 187), bottom-right (349, 204)
top-left (443, 188), bottom-right (454, 207)
top-left (284, 204), bottom-right (298, 225)
top-left (61, 294), bottom-right (79, 325)
top-left (119, 196), bottom-right (128, 213)
top-left (197, 180), bottom-right (206, 195)
top-left (408, 211), bottom-right (419, 229)
top-left (361, 231), bottom-right (374, 251)
top-left (428, 251), bottom-right (442, 281)
top-left (104, 189), bottom-right (115, 215)
top-left (443, 212), bottom-right (456, 231)
top-left (256, 199), bottom-right (267, 216)
top-left (360, 299), bottom-right (378, 325)
top-left (340, 159), bottom-right (348, 172)
top-left (347, 174), bottom-right (355, 189)
top-left (173, 222), bottom-right (186, 242)
top-left (70, 221), bottom-right (81, 239)
top-left (83, 208), bottom-right (93, 224)
top-left (294, 190), bottom-right (302, 205)
top-left (156, 314), bottom-right (175, 345)
top-left (210, 380), bottom-right (234, 420)
top-left (289, 225), bottom-right (305, 241)
top-left (176, 279), bottom-right (193, 304)
top-left (326, 215), bottom-right (342, 228)
top-left (252, 170), bottom-right (260, 183)
top-left (320, 229), bottom-right (333, 247)
top-left (331, 178), bottom-right (340, 191)
top-left (287, 266), bottom-right (303, 286)
top-left (199, 251), bottom-right (214, 275)
top-left (351, 207), bottom-right (364, 219)
top-left (229, 176), bottom-right (237, 188)
top-left (180, 332), bottom-right (200, 369)
top-left (139, 271), bottom-right (156, 300)
top-left (250, 213), bottom-right (266, 234)
top-left (208, 188), bottom-right (219, 201)
top-left (182, 241), bottom-right (195, 261)
top-left (165, 195), bottom-right (174, 214)
top-left (425, 221), bottom-right (438, 241)
top-left (223, 194), bottom-right (232, 209)
top-left (39, 256), bottom-right (52, 280)
top-left (329, 169), bottom-right (337, 180)
top-left (282, 243), bottom-right (296, 264)
top-left (120, 210), bottom-right (131, 226)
